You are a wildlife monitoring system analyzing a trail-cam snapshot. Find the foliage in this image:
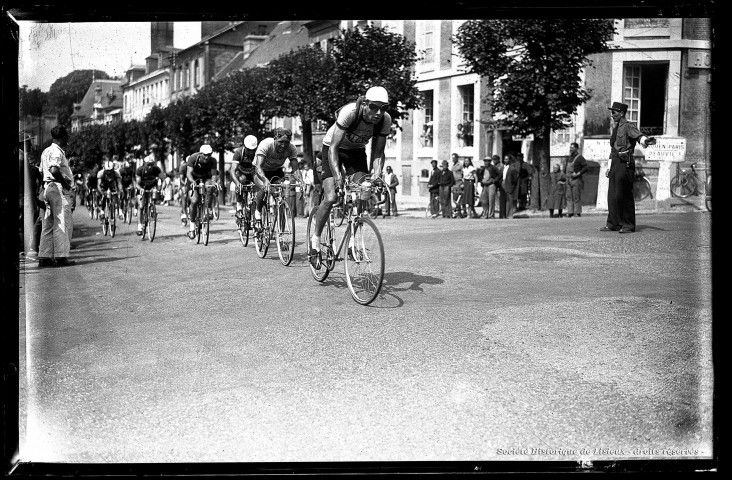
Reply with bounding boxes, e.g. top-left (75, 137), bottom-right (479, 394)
top-left (453, 19), bottom-right (616, 137)
top-left (331, 24), bottom-right (422, 122)
top-left (19, 87), bottom-right (48, 117)
top-left (47, 69), bottom-right (111, 127)
top-left (66, 124), bottom-right (108, 170)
